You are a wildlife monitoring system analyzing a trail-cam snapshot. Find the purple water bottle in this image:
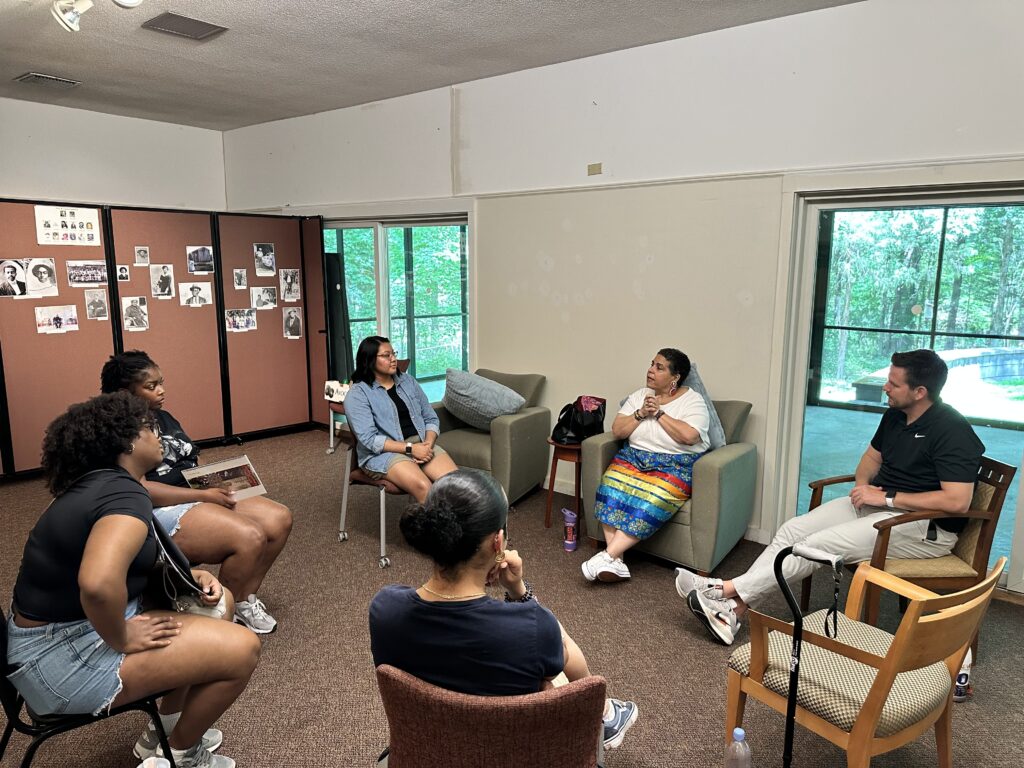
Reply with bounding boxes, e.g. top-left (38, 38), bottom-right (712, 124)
top-left (562, 508), bottom-right (578, 552)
